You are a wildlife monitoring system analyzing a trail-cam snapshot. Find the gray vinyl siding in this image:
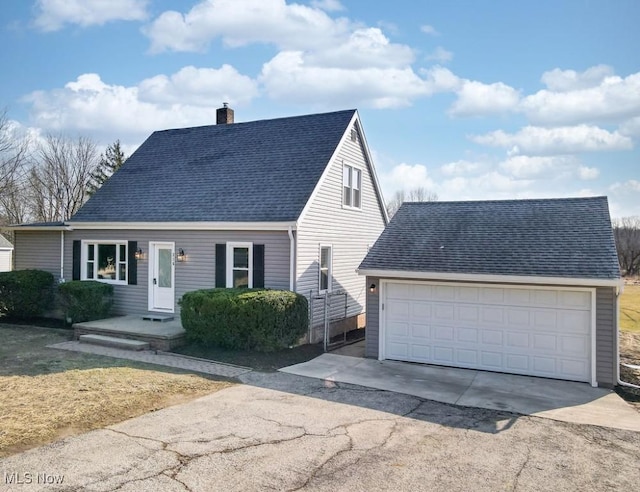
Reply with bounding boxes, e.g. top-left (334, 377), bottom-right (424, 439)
top-left (296, 122), bottom-right (386, 330)
top-left (595, 286), bottom-right (617, 387)
top-left (364, 276), bottom-right (380, 358)
top-left (63, 230), bottom-right (290, 316)
top-left (14, 231), bottom-right (62, 280)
